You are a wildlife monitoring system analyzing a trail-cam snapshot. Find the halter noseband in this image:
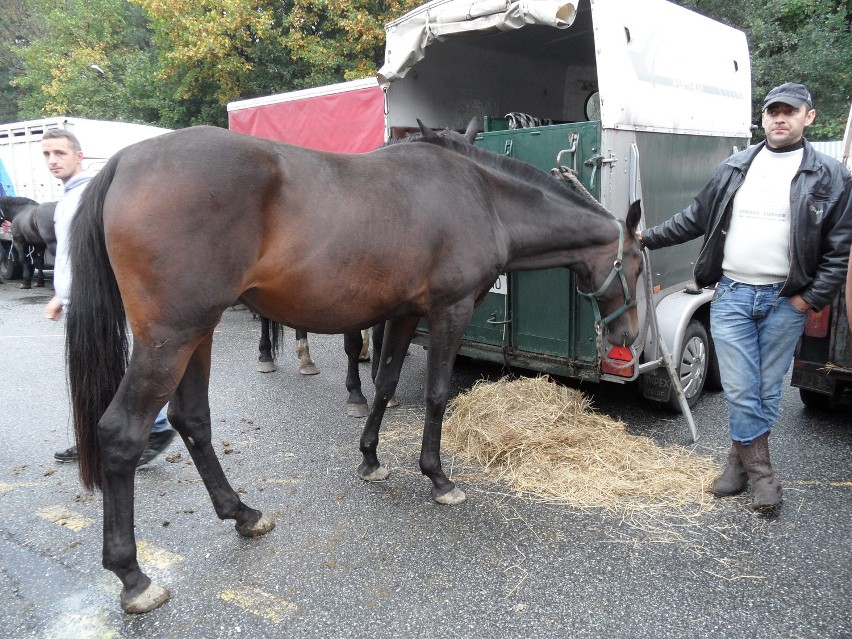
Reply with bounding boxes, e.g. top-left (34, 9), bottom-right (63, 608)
top-left (576, 218), bottom-right (635, 329)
